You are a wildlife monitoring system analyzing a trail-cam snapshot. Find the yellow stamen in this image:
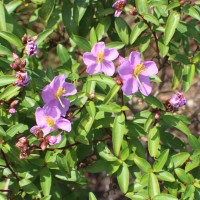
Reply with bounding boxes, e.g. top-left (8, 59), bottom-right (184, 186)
top-left (45, 116), bottom-right (55, 127)
top-left (133, 63), bottom-right (146, 78)
top-left (97, 52), bottom-right (104, 63)
top-left (56, 87), bottom-right (66, 99)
